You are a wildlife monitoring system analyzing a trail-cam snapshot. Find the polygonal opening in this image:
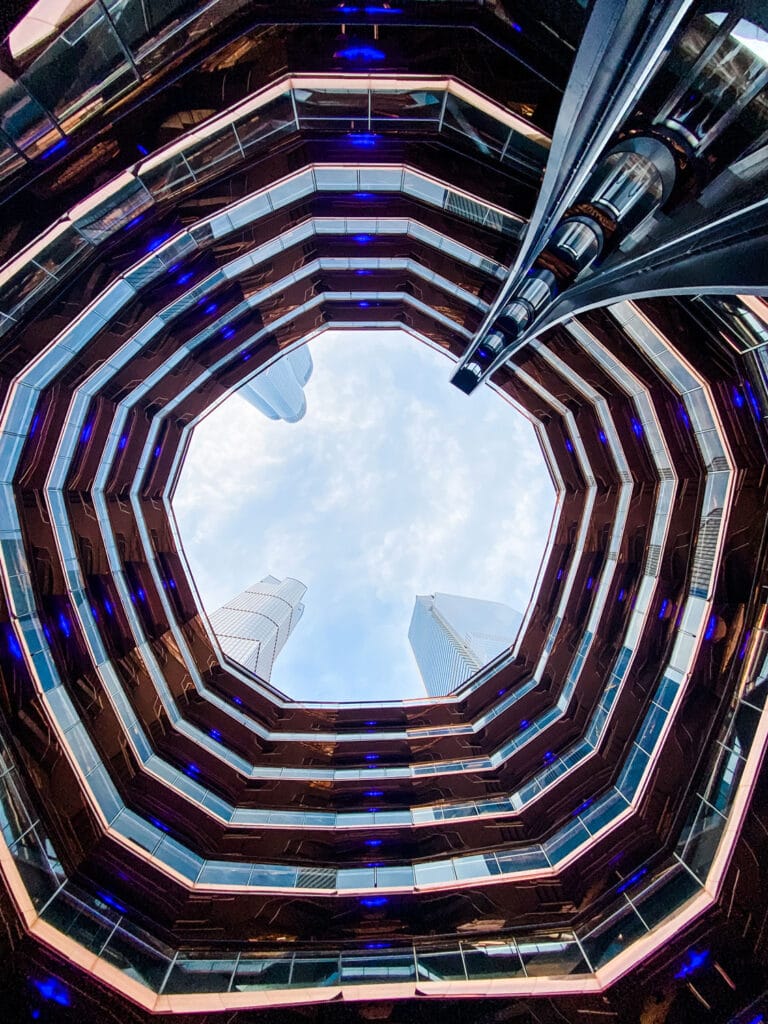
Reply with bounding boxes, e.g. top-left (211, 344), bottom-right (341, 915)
top-left (172, 329), bottom-right (556, 700)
